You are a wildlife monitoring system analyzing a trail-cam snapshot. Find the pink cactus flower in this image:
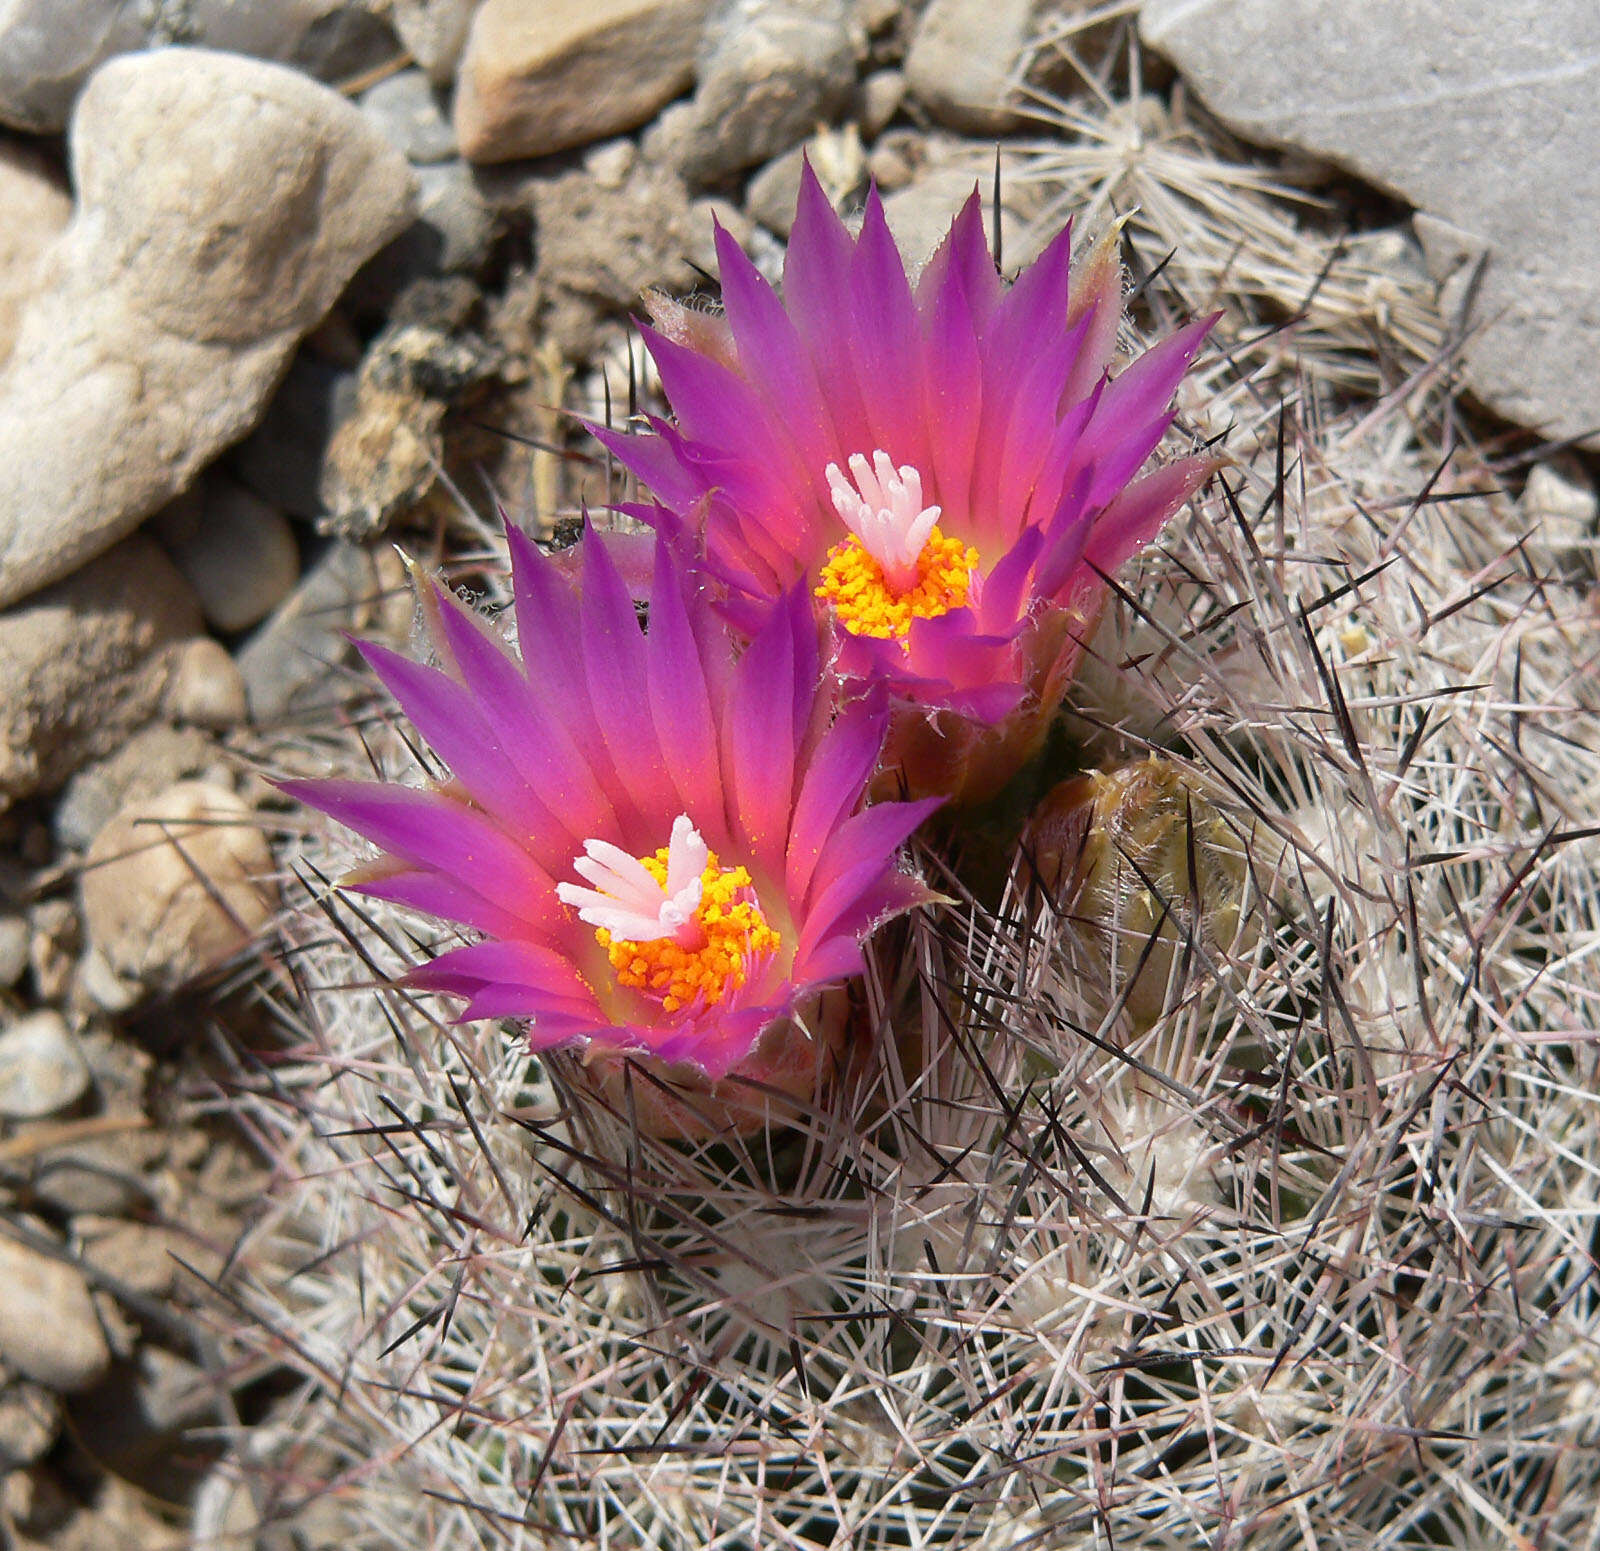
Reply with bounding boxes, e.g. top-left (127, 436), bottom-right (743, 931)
top-left (595, 165), bottom-right (1219, 802)
top-left (281, 527), bottom-right (938, 1123)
